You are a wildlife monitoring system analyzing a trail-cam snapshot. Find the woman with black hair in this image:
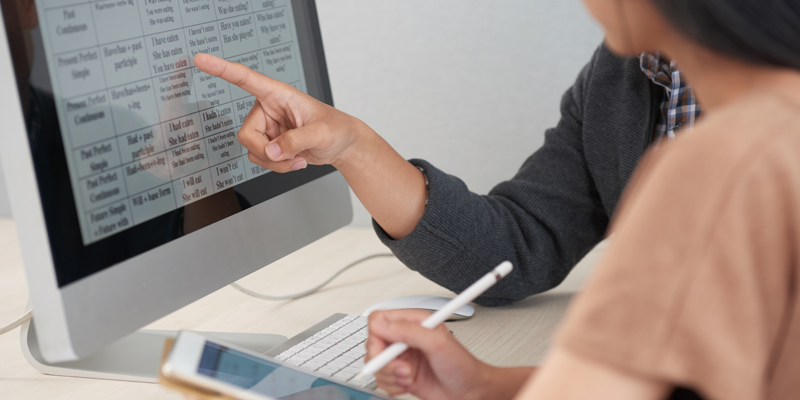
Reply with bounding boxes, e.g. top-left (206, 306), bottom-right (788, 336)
top-left (359, 0), bottom-right (800, 399)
